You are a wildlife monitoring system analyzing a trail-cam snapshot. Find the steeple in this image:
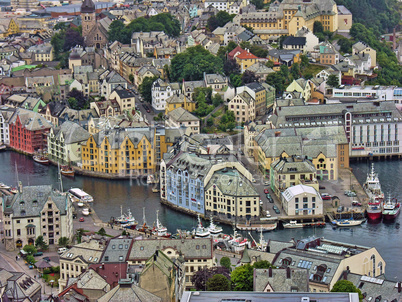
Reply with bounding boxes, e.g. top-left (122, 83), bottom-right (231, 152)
top-left (81, 0), bottom-right (95, 14)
